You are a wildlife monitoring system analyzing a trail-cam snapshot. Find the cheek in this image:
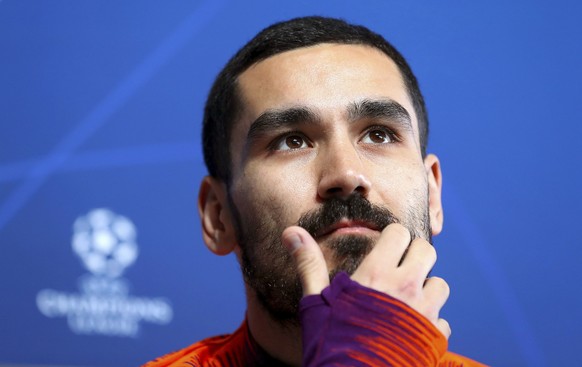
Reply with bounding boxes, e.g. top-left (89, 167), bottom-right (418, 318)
top-left (371, 160), bottom-right (427, 210)
top-left (231, 164), bottom-right (316, 226)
